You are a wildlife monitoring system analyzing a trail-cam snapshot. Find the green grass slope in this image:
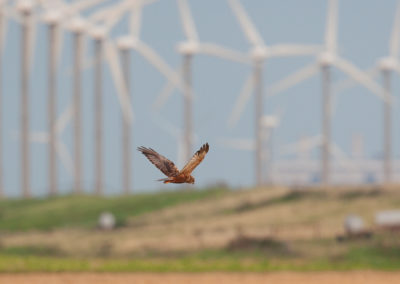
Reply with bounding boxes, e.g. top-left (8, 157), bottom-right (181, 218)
top-left (0, 188), bottom-right (226, 231)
